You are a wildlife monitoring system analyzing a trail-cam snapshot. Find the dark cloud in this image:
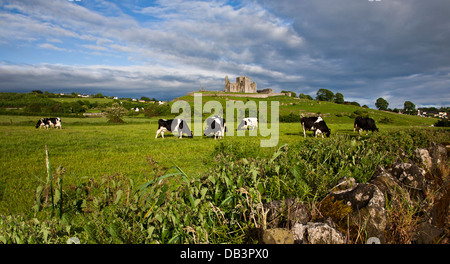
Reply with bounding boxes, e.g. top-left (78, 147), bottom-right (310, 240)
top-left (257, 0), bottom-right (450, 107)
